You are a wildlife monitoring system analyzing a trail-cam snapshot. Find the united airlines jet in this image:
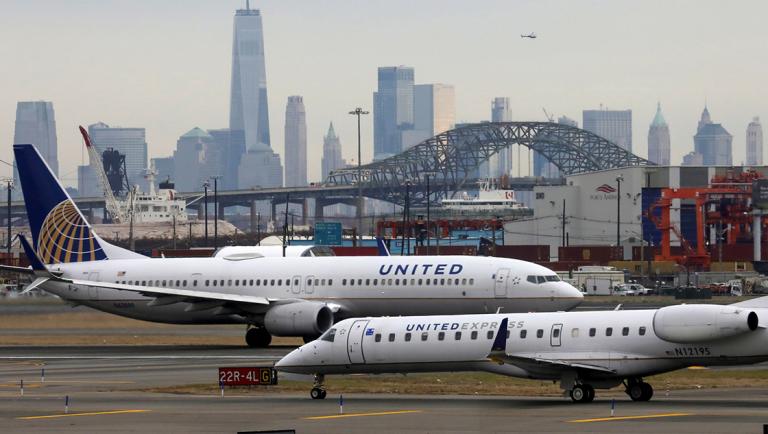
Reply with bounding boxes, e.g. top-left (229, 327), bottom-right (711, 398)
top-left (5, 144), bottom-right (583, 347)
top-left (277, 298), bottom-right (768, 401)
